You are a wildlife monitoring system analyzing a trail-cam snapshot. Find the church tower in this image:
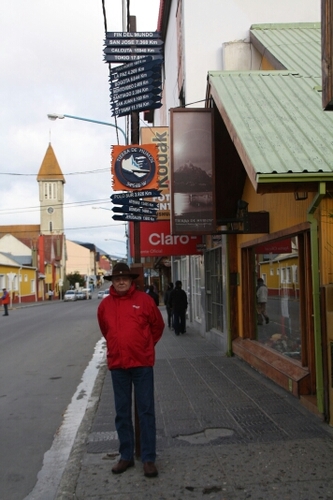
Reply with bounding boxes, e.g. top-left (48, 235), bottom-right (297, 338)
top-left (37, 143), bottom-right (65, 235)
